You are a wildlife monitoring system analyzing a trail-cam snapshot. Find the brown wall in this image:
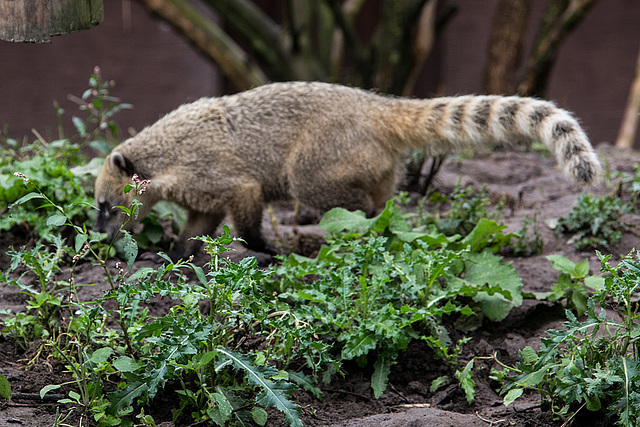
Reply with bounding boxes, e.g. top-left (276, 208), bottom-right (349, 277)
top-left (1, 0), bottom-right (639, 148)
top-left (0, 1), bottom-right (220, 141)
